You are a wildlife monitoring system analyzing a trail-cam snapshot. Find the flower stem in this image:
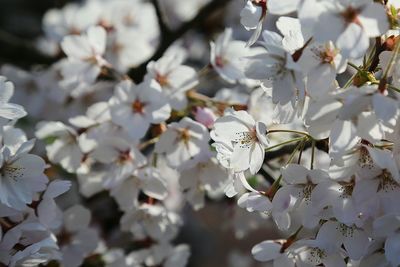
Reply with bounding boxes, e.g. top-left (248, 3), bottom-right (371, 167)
top-left (343, 72), bottom-right (357, 88)
top-left (138, 136), bottom-right (160, 150)
top-left (265, 137), bottom-right (305, 152)
top-left (0, 218), bottom-right (13, 231)
top-left (348, 62), bottom-right (364, 72)
top-left (267, 129), bottom-right (312, 139)
top-left (280, 226), bottom-right (303, 252)
top-left (286, 138), bottom-right (307, 164)
top-left (297, 139), bottom-right (306, 164)
top-left (265, 137), bottom-right (307, 199)
top-left (310, 139), bottom-right (316, 170)
top-left (186, 90), bottom-right (247, 110)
